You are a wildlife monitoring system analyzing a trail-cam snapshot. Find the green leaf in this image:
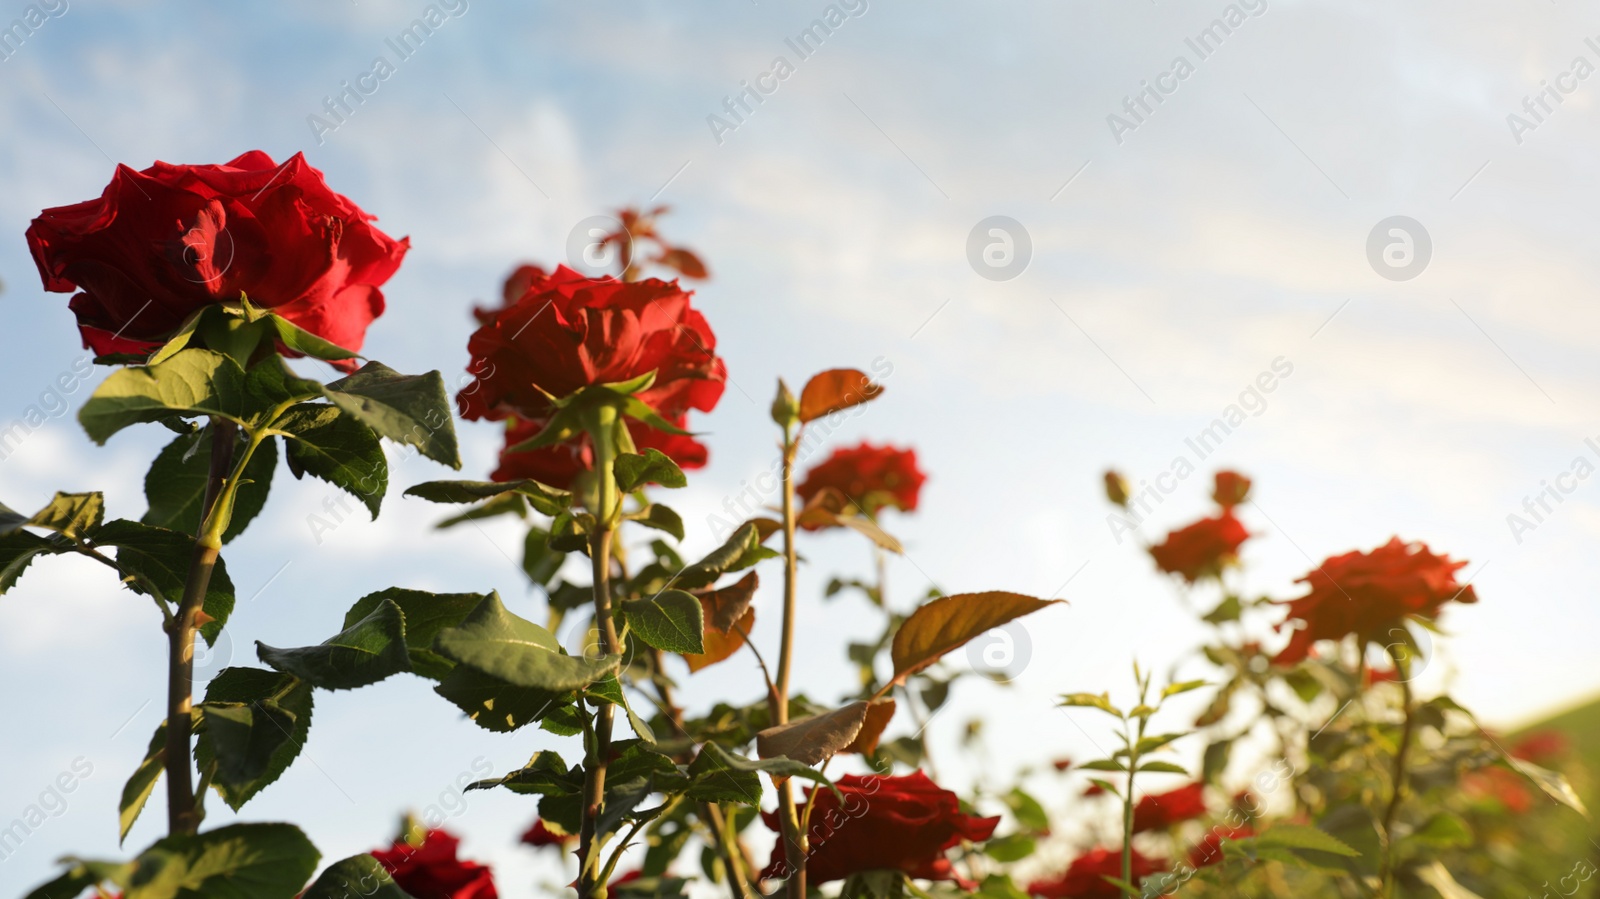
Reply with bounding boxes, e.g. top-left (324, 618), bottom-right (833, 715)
top-left (1255, 824), bottom-right (1361, 857)
top-left (404, 478), bottom-right (570, 516)
top-left (466, 750), bottom-right (581, 796)
top-left (1078, 759), bottom-right (1128, 772)
top-left (433, 666), bottom-right (575, 733)
top-left (143, 427), bottom-right (276, 543)
top-left (257, 599), bottom-right (410, 690)
top-left (0, 530), bottom-right (65, 594)
top-left (1407, 812), bottom-right (1472, 848)
top-left (124, 821), bottom-right (320, 899)
top-left (242, 356), bottom-right (324, 418)
top-left (615, 448), bottom-right (687, 492)
top-left (675, 522), bottom-right (772, 590)
top-left (588, 676), bottom-right (657, 743)
top-left (983, 833), bottom-right (1036, 863)
top-left (94, 520), bottom-right (236, 645)
top-left (624, 589), bottom-right (705, 654)
top-left (1507, 756), bottom-right (1589, 816)
top-left (193, 668), bottom-right (314, 811)
top-left (79, 349), bottom-right (248, 444)
top-left (120, 723), bottom-right (167, 843)
top-left (0, 500), bottom-right (29, 534)
top-left (266, 313), bottom-right (360, 365)
top-left (626, 503), bottom-right (685, 541)
top-left (277, 404), bottom-right (387, 518)
top-left (434, 592), bottom-right (619, 691)
top-left (1137, 760), bottom-right (1189, 775)
top-left (1202, 595), bottom-right (1242, 624)
top-left (1135, 732), bottom-right (1187, 755)
top-left (1004, 787), bottom-right (1050, 833)
top-left (1058, 692), bottom-right (1121, 717)
top-left (300, 854), bottom-right (416, 899)
top-left (341, 588), bottom-right (488, 681)
top-left (1161, 679), bottom-right (1208, 699)
top-left (27, 491), bottom-right (105, 539)
top-left (522, 529), bottom-right (565, 587)
top-left (321, 362), bottom-right (460, 469)
top-left (21, 859), bottom-right (134, 899)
